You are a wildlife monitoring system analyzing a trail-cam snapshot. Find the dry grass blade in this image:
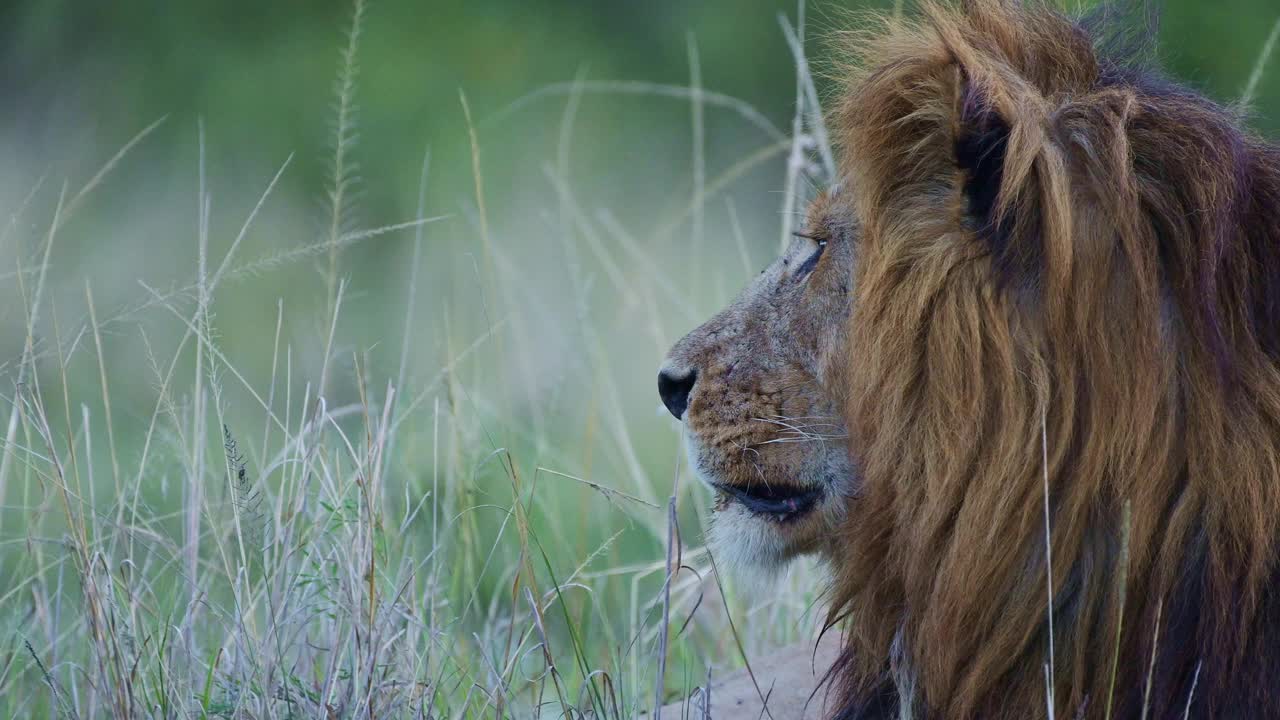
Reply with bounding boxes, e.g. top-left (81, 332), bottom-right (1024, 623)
top-left (654, 496), bottom-right (679, 719)
top-left (778, 12), bottom-right (835, 181)
top-left (63, 116), bottom-right (167, 223)
top-left (1042, 407), bottom-right (1056, 714)
top-left (778, 1), bottom-right (808, 252)
top-left (1103, 501), bottom-right (1133, 720)
top-left (1241, 16), bottom-right (1280, 107)
top-left (706, 549), bottom-right (776, 720)
top-left (1181, 660), bottom-right (1202, 720)
top-left (1139, 599), bottom-right (1164, 720)
top-left (537, 466), bottom-right (662, 510)
top-left (490, 81), bottom-right (786, 141)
